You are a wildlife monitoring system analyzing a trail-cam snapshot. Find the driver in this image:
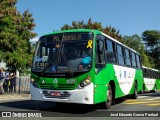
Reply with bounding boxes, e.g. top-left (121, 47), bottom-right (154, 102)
top-left (78, 49), bottom-right (92, 70)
